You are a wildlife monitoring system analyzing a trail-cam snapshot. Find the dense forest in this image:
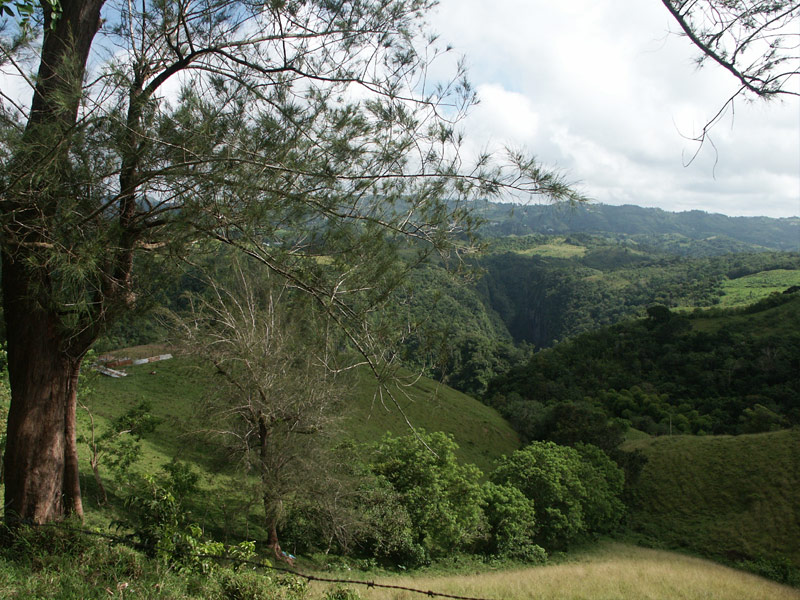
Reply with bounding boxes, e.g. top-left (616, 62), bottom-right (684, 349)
top-left (486, 293), bottom-right (800, 440)
top-left (392, 214), bottom-right (800, 397)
